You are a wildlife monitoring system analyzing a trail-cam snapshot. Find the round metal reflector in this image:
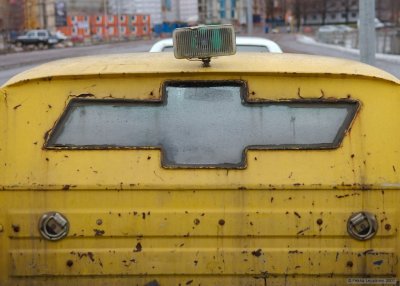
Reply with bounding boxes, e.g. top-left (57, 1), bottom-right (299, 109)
top-left (347, 211), bottom-right (378, 241)
top-left (39, 212), bottom-right (69, 241)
